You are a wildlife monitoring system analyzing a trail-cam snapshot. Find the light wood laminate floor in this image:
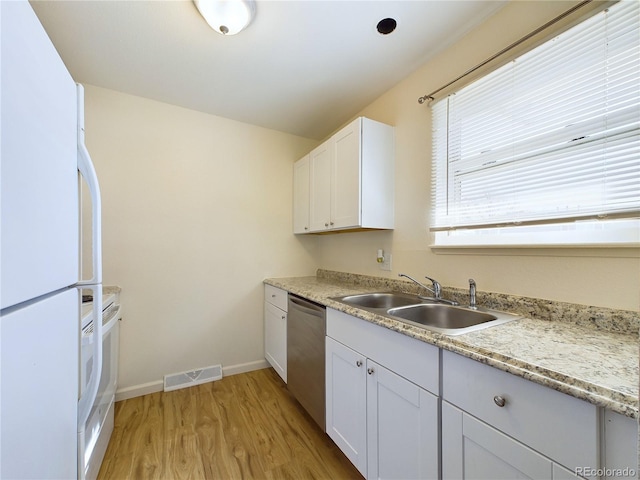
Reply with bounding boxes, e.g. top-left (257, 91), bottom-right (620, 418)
top-left (97, 368), bottom-right (363, 480)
